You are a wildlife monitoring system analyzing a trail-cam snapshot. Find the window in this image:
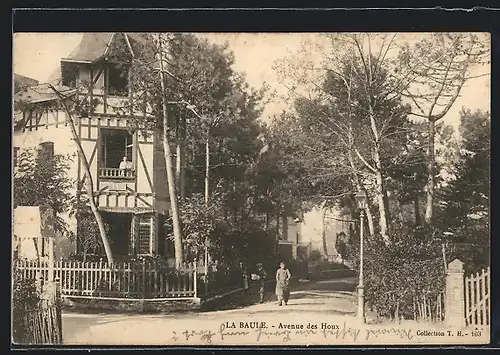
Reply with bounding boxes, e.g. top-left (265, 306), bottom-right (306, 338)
top-left (61, 62), bottom-right (79, 88)
top-left (137, 215), bottom-right (153, 255)
top-left (100, 129), bottom-right (134, 179)
top-left (108, 64), bottom-right (129, 97)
